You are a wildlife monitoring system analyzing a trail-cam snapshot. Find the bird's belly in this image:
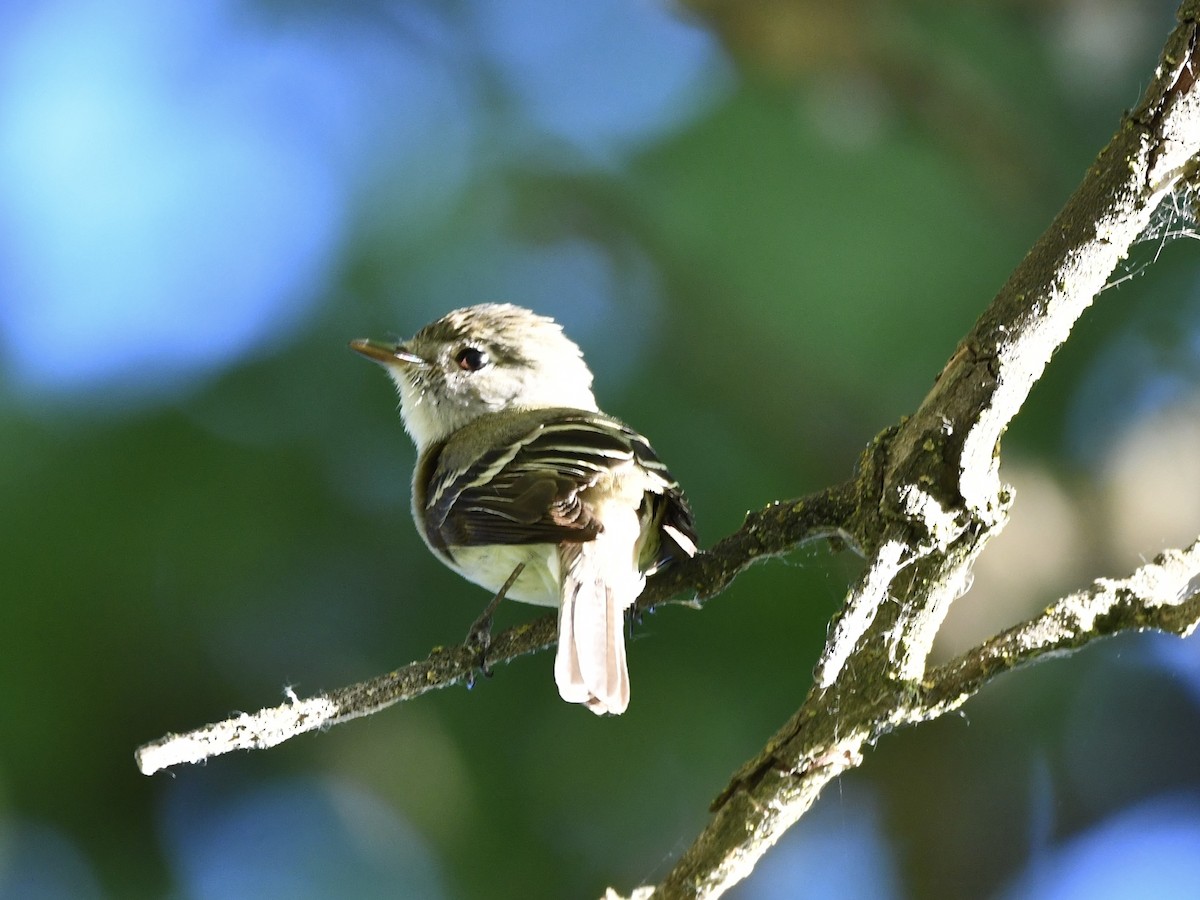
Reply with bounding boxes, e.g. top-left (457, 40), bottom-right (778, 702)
top-left (446, 543), bottom-right (561, 607)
